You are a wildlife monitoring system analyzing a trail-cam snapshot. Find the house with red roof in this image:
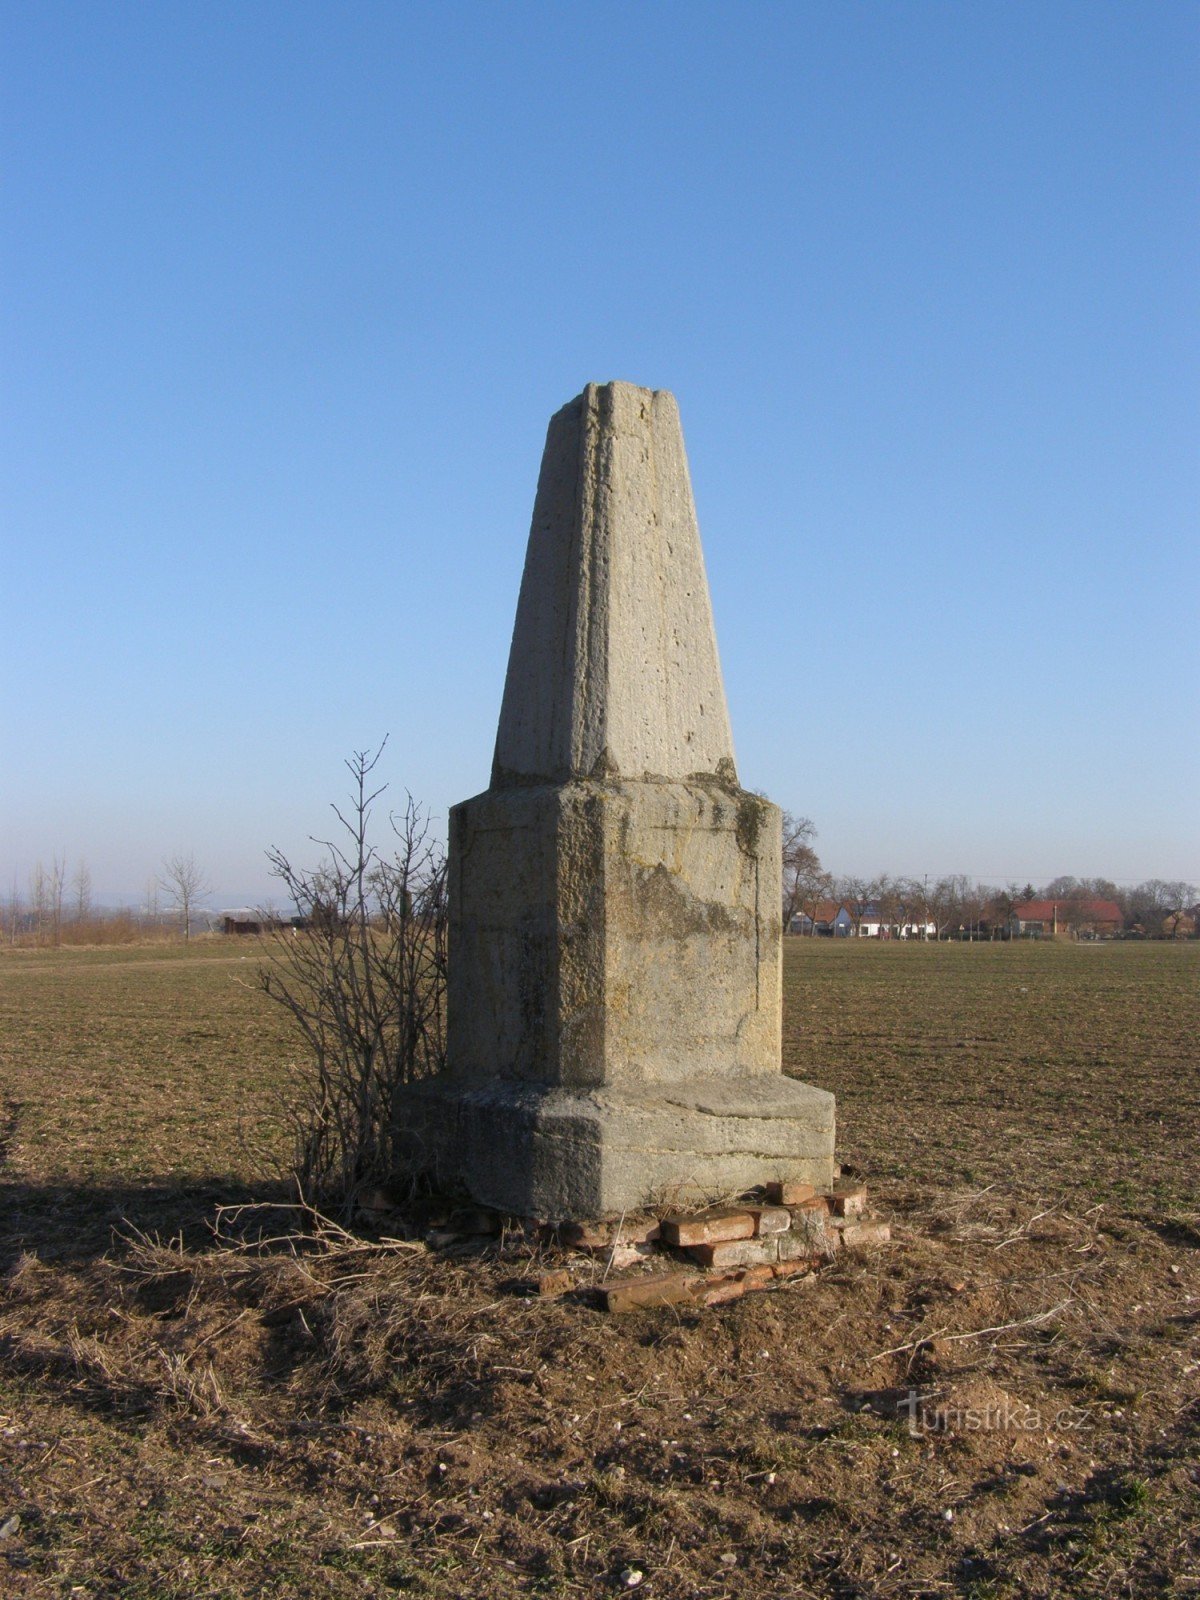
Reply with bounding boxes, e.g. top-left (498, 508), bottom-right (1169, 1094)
top-left (1009, 898), bottom-right (1122, 939)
